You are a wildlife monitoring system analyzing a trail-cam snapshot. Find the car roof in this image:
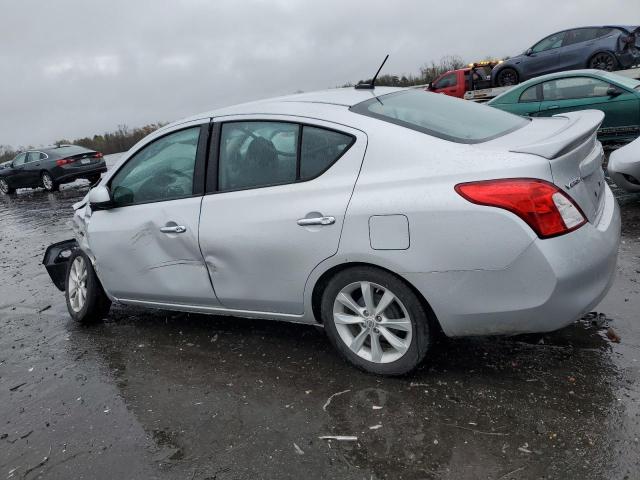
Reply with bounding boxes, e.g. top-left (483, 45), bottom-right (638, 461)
top-left (160, 87), bottom-right (406, 130)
